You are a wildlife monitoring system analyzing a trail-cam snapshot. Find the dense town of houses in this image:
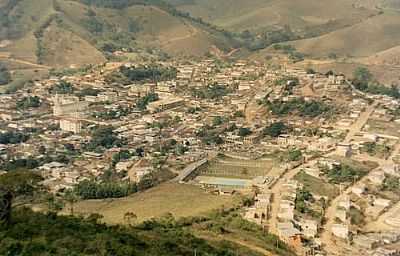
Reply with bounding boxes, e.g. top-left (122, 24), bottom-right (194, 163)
top-left (2, 58), bottom-right (400, 255)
